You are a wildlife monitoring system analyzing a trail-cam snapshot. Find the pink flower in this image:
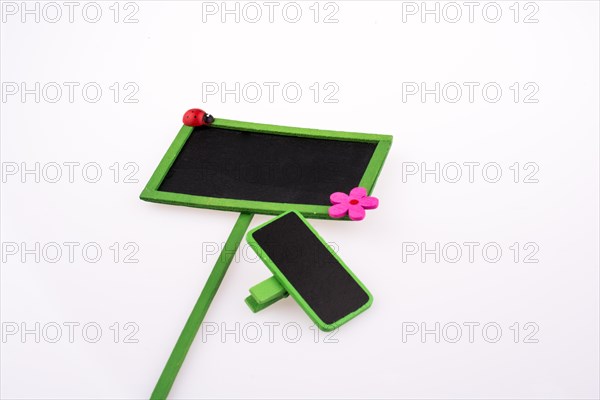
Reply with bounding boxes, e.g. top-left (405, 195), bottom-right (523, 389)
top-left (328, 187), bottom-right (379, 221)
